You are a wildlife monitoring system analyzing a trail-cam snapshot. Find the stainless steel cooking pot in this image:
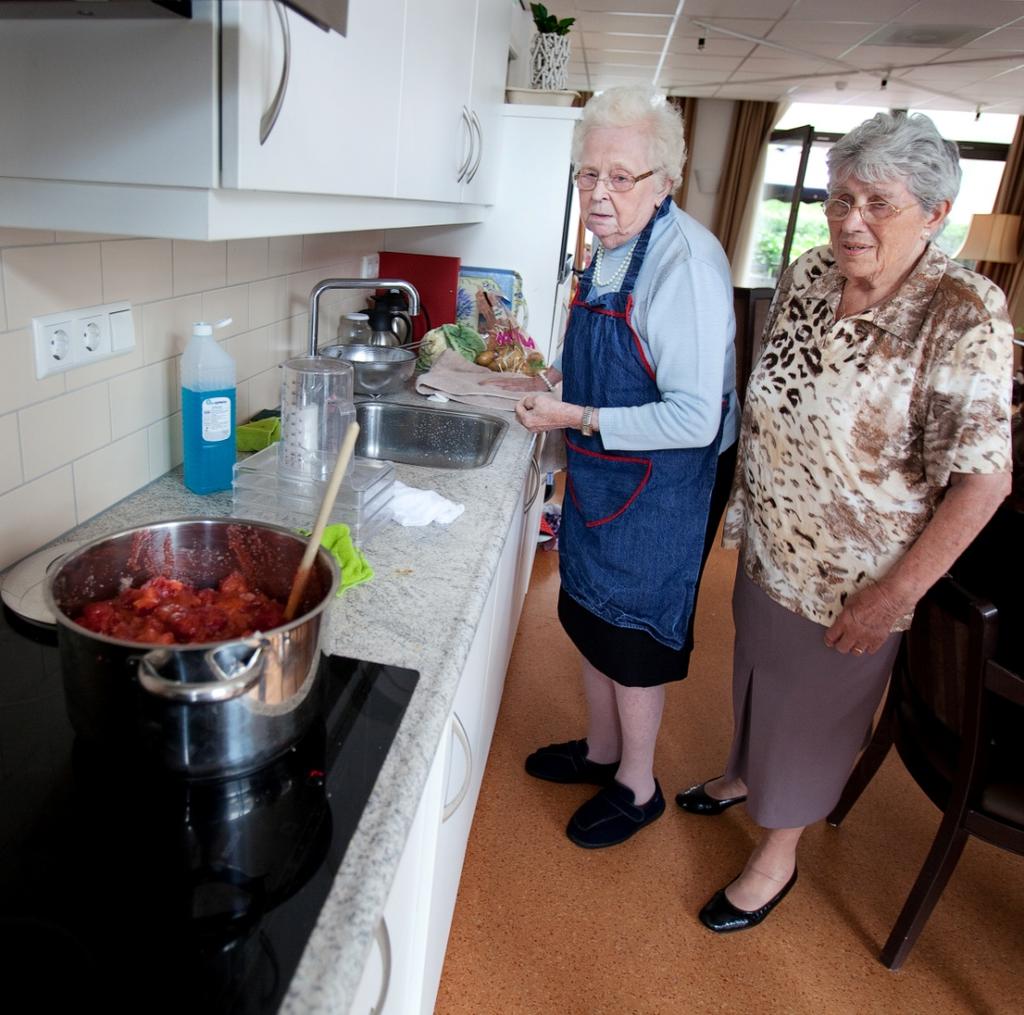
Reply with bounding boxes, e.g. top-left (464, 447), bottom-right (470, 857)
top-left (45, 518), bottom-right (340, 778)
